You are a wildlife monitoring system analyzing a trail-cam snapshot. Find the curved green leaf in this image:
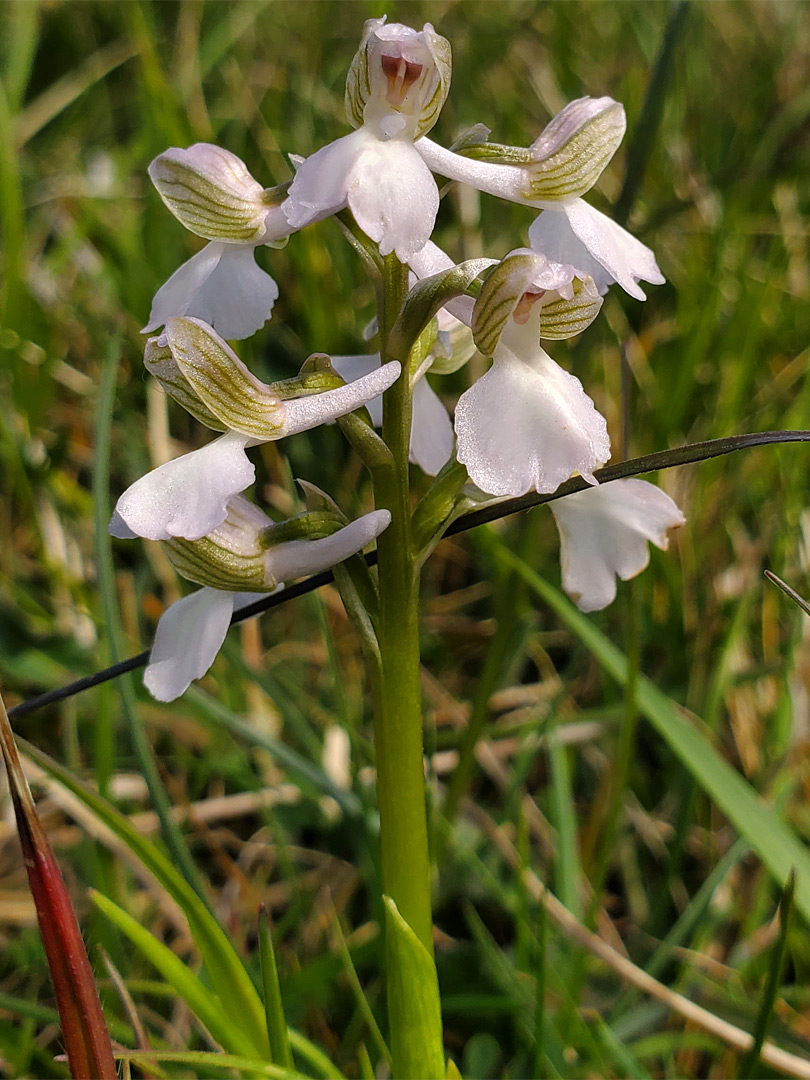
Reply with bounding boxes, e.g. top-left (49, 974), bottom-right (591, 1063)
top-left (383, 896), bottom-right (444, 1079)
